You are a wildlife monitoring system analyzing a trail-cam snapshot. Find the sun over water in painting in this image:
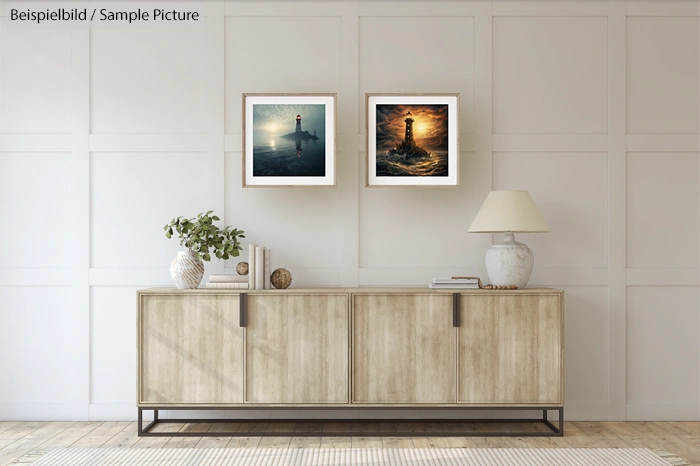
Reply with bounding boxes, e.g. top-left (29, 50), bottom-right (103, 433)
top-left (375, 104), bottom-right (449, 177)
